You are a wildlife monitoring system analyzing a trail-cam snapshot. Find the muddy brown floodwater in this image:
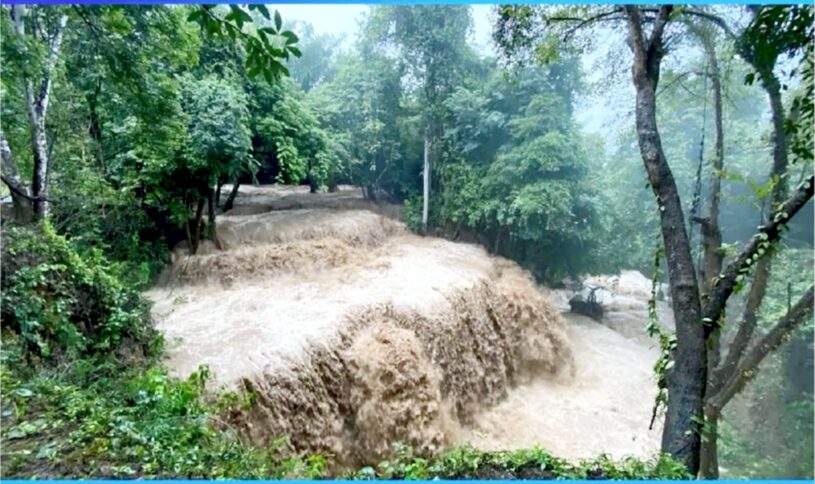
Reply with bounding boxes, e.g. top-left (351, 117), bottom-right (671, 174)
top-left (146, 185), bottom-right (669, 467)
